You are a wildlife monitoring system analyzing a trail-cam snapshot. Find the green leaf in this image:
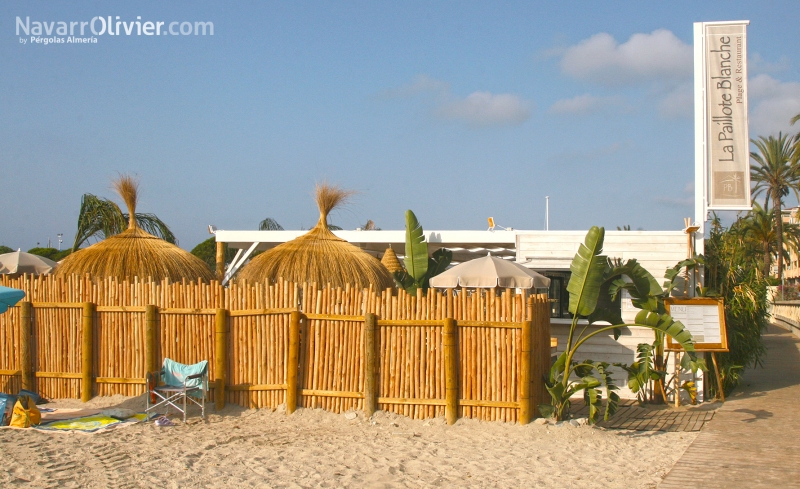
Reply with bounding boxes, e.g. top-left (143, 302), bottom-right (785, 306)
top-left (403, 210), bottom-right (428, 282)
top-left (567, 226), bottom-right (607, 317)
top-left (393, 270), bottom-right (418, 295)
top-left (538, 404), bottom-right (556, 419)
top-left (585, 387), bottom-right (601, 424)
top-left (549, 353), bottom-right (567, 383)
top-left (680, 353), bottom-right (708, 373)
top-left (633, 312), bottom-right (695, 353)
top-left (426, 248), bottom-right (452, 279)
top-left (681, 381), bottom-right (698, 404)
